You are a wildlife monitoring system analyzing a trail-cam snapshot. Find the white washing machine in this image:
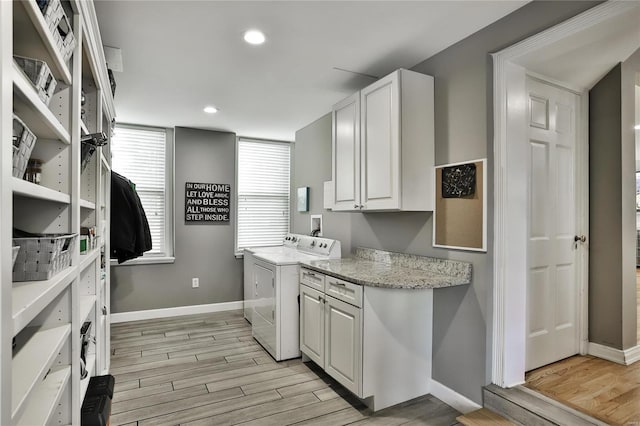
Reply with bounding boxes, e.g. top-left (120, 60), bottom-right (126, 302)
top-left (243, 235), bottom-right (300, 323)
top-left (247, 234), bottom-right (341, 361)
